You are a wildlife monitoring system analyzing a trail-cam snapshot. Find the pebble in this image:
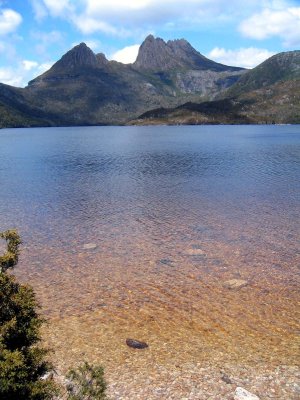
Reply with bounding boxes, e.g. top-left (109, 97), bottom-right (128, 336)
top-left (158, 258), bottom-right (175, 267)
top-left (41, 371), bottom-right (54, 381)
top-left (126, 338), bottom-right (149, 349)
top-left (221, 373), bottom-right (233, 384)
top-left (234, 387), bottom-right (260, 400)
top-left (223, 279), bottom-right (248, 290)
top-left (82, 243), bottom-right (98, 250)
top-left (184, 248), bottom-right (205, 256)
